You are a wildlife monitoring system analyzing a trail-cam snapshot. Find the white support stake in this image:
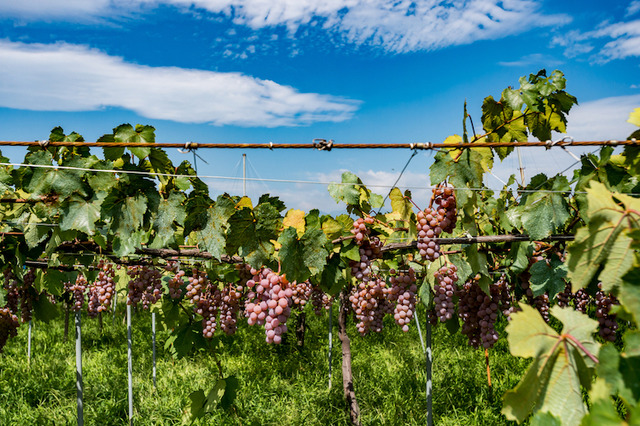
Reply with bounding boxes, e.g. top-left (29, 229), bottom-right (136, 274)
top-left (127, 304), bottom-right (133, 426)
top-left (415, 310), bottom-right (432, 426)
top-left (75, 312), bottom-right (84, 426)
top-left (152, 312), bottom-right (157, 388)
top-left (27, 319), bottom-right (32, 362)
top-left (328, 305), bottom-right (333, 389)
top-left (113, 290), bottom-right (118, 325)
